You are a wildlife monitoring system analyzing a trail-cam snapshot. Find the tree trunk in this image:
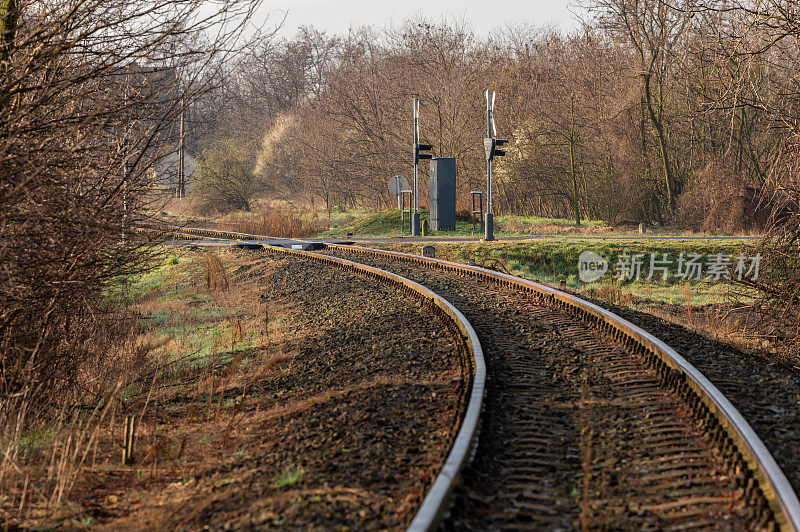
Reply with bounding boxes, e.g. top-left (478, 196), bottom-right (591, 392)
top-left (643, 73), bottom-right (675, 212)
top-left (0, 0), bottom-right (17, 110)
top-left (0, 0), bottom-right (16, 62)
top-left (569, 94), bottom-right (581, 227)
